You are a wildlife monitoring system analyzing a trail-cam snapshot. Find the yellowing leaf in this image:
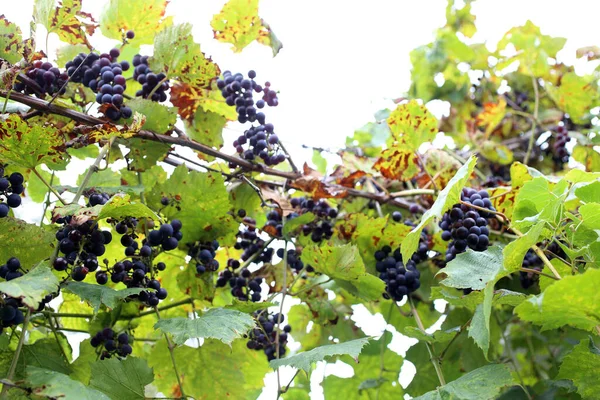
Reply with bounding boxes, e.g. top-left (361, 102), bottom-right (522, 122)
top-left (476, 97), bottom-right (506, 135)
top-left (211, 0), bottom-right (283, 55)
top-left (34, 0), bottom-right (97, 48)
top-left (546, 72), bottom-right (599, 123)
top-left (100, 0), bottom-right (172, 45)
top-left (0, 15), bottom-right (24, 64)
